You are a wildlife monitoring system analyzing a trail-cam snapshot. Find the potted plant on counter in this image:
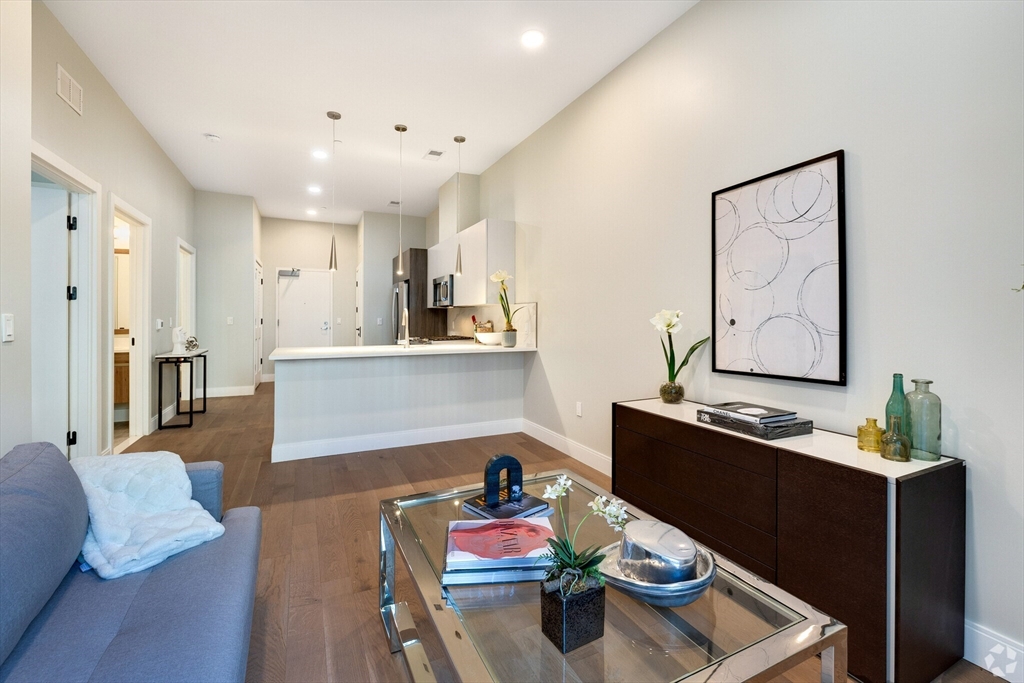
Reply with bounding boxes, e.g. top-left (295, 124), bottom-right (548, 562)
top-left (491, 270), bottom-right (522, 347)
top-left (539, 475), bottom-right (628, 653)
top-left (651, 309), bottom-right (709, 403)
